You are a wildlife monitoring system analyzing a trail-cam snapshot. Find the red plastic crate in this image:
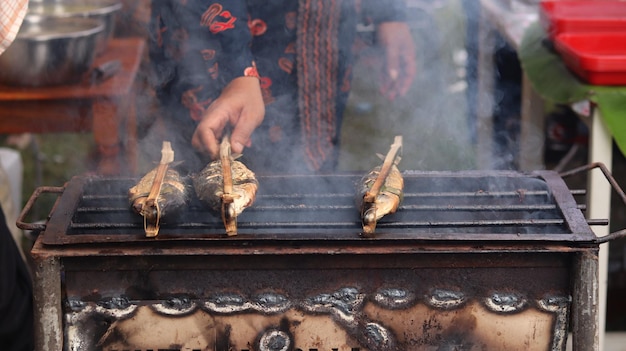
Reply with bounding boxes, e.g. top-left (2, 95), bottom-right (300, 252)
top-left (540, 1), bottom-right (626, 38)
top-left (554, 32), bottom-right (626, 85)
